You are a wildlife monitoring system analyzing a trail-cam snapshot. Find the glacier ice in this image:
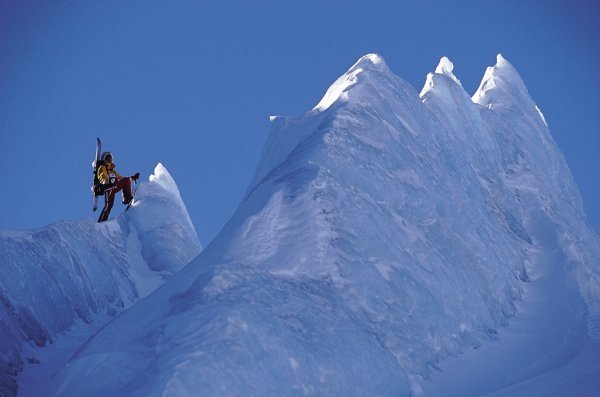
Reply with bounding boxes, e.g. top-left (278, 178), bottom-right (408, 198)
top-left (8, 54), bottom-right (600, 396)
